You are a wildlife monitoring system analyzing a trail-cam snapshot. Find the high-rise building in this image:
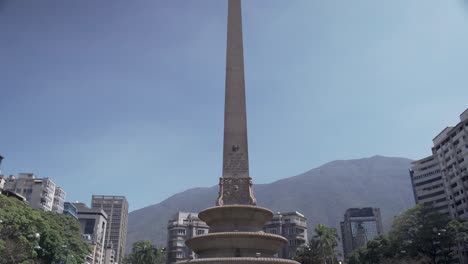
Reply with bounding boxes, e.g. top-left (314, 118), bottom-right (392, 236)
top-left (340, 207), bottom-right (383, 257)
top-left (431, 109), bottom-right (468, 219)
top-left (411, 109), bottom-right (468, 263)
top-left (263, 211), bottom-right (308, 259)
top-left (3, 173), bottom-right (64, 212)
top-left (74, 202), bottom-right (108, 264)
top-left (166, 212), bottom-right (209, 264)
top-left (410, 155), bottom-right (449, 214)
top-left (91, 195), bottom-right (128, 264)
